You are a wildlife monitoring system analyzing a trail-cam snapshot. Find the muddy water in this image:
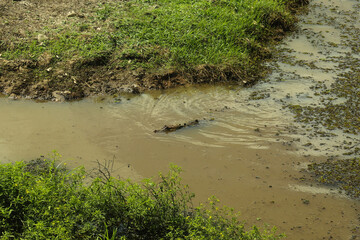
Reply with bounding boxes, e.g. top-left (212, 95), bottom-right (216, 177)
top-left (1, 0), bottom-right (360, 239)
top-left (1, 87), bottom-right (359, 239)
